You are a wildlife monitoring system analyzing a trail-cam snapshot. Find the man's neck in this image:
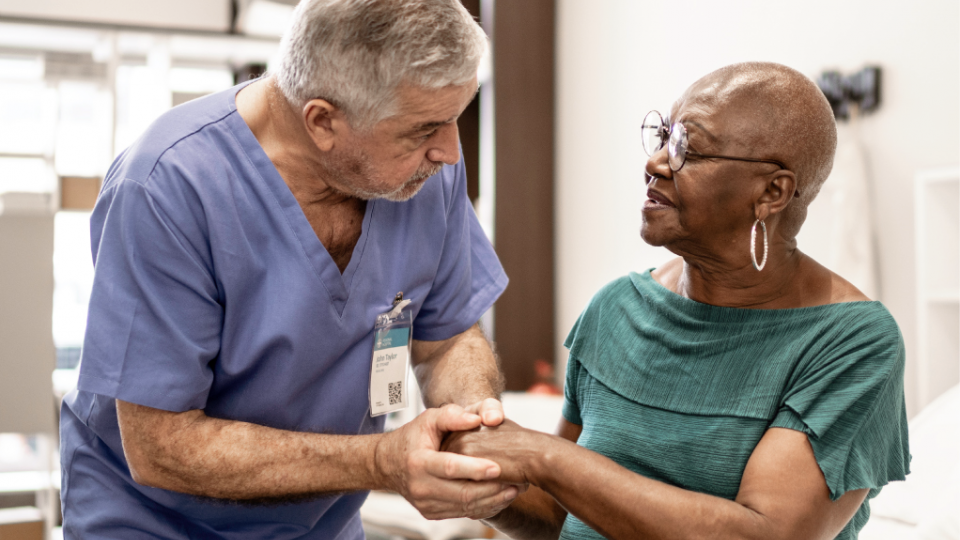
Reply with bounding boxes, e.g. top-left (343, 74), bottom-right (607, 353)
top-left (236, 76), bottom-right (367, 274)
top-left (235, 76), bottom-right (353, 207)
